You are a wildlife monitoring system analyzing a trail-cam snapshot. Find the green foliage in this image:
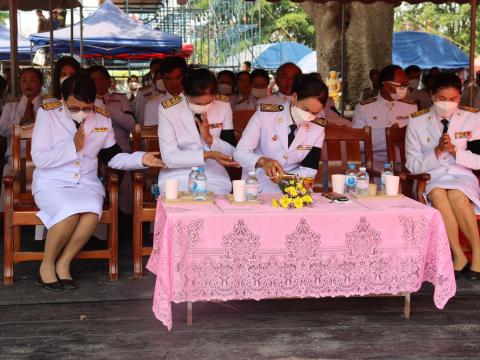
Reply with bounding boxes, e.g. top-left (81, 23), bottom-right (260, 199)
top-left (394, 3), bottom-right (478, 55)
top-left (0, 12), bottom-right (8, 25)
